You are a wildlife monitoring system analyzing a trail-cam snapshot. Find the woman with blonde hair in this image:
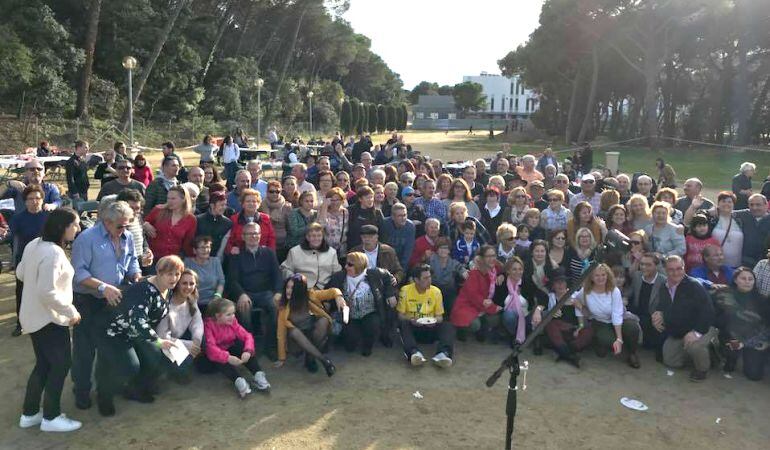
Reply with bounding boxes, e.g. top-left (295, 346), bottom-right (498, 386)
top-left (567, 227), bottom-right (597, 288)
top-left (573, 263), bottom-right (641, 368)
top-left (643, 201), bottom-right (686, 260)
top-left (317, 187), bottom-right (348, 255)
top-left (626, 194), bottom-right (652, 231)
top-left (507, 186), bottom-right (530, 225)
top-left (143, 185), bottom-right (196, 260)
